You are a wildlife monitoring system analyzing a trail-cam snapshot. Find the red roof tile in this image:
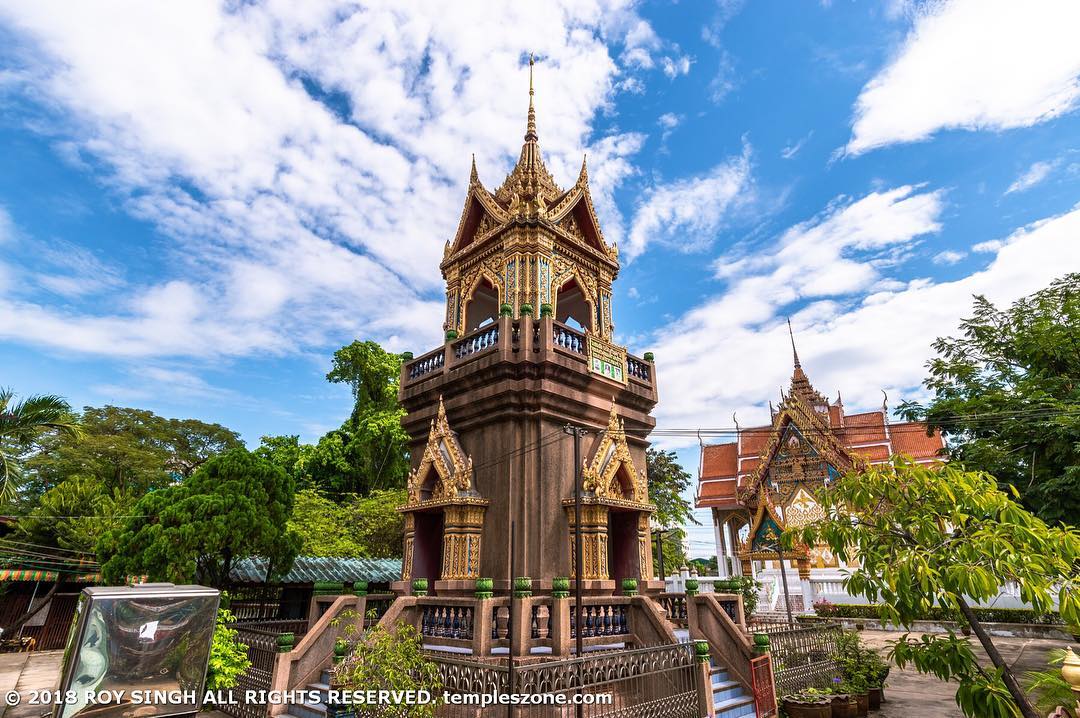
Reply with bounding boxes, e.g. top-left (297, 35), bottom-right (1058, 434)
top-left (740, 427), bottom-right (771, 454)
top-left (697, 478), bottom-right (742, 509)
top-left (701, 443), bottom-right (738, 479)
top-left (890, 423), bottom-right (946, 459)
top-left (849, 444), bottom-right (891, 462)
